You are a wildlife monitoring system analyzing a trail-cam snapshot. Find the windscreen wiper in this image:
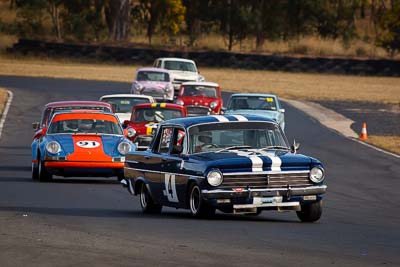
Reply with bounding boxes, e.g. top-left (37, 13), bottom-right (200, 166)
top-left (216, 145), bottom-right (252, 153)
